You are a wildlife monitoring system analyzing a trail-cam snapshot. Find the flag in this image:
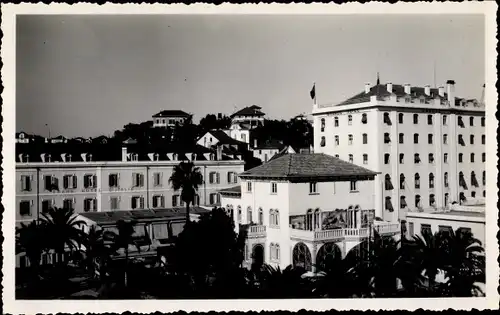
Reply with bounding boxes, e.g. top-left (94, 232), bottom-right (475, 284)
top-left (310, 84), bottom-right (316, 100)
